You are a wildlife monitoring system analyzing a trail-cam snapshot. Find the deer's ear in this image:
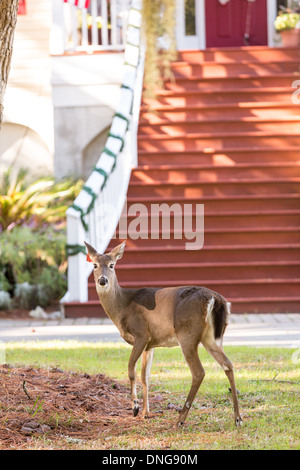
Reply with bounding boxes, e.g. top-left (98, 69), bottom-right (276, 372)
top-left (109, 241), bottom-right (126, 261)
top-left (84, 241), bottom-right (98, 261)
